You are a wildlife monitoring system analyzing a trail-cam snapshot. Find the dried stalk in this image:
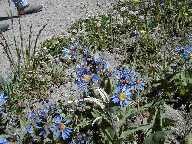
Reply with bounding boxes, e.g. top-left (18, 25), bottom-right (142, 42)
top-left (32, 23), bottom-right (47, 60)
top-left (0, 34), bottom-right (15, 67)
